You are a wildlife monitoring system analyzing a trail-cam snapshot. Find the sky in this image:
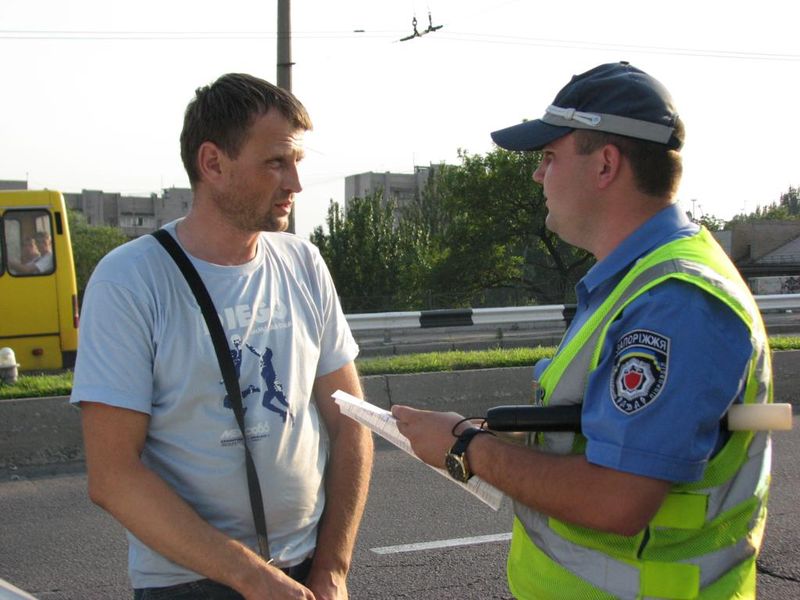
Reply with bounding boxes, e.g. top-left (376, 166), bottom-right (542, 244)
top-left (2, 0), bottom-right (799, 238)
